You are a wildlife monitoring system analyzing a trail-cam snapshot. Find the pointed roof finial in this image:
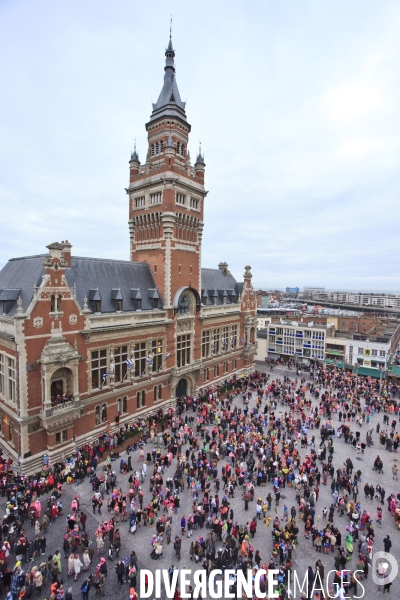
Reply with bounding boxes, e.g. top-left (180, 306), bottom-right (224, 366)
top-left (195, 142), bottom-right (205, 165)
top-left (167, 15), bottom-right (174, 52)
top-left (130, 138), bottom-right (139, 162)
